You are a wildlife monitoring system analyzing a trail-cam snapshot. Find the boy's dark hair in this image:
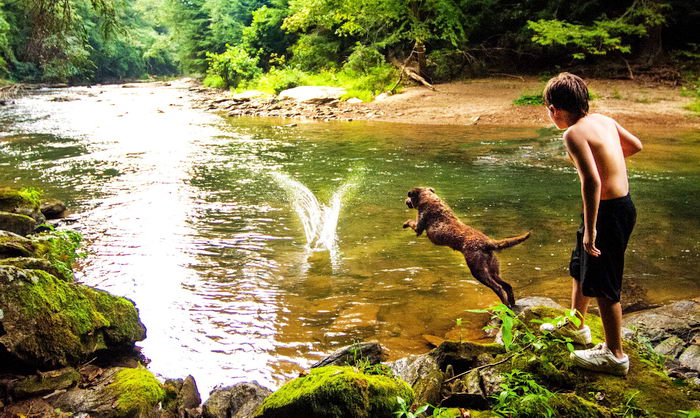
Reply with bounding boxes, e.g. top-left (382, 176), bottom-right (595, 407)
top-left (543, 73), bottom-right (589, 120)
